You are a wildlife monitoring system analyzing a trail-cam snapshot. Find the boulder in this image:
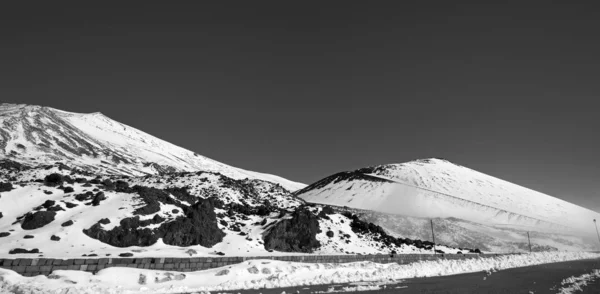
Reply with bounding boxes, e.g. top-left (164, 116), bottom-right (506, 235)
top-left (21, 211), bottom-right (57, 230)
top-left (263, 208), bottom-right (321, 253)
top-left (44, 173), bottom-right (64, 187)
